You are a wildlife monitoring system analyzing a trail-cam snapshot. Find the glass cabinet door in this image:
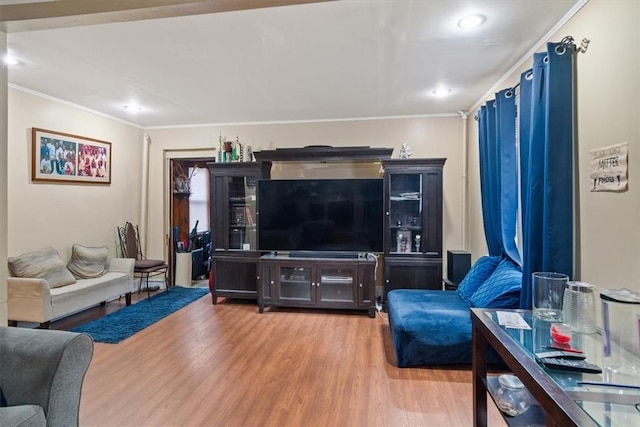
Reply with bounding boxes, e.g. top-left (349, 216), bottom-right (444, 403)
top-left (227, 176), bottom-right (257, 250)
top-left (317, 266), bottom-right (356, 304)
top-left (278, 266), bottom-right (313, 304)
top-left (388, 173), bottom-right (423, 254)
